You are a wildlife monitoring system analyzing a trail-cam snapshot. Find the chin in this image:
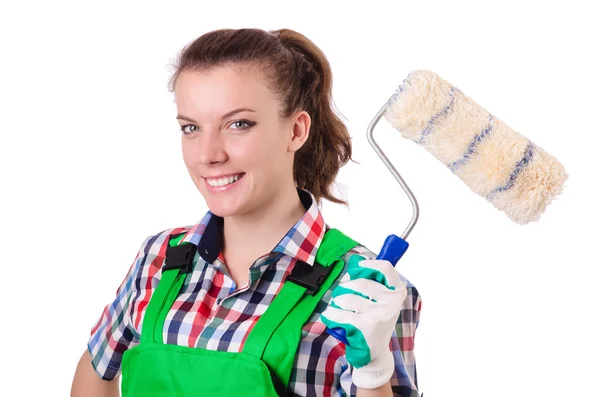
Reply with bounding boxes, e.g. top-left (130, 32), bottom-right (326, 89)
top-left (204, 198), bottom-right (242, 218)
top-left (207, 206), bottom-right (234, 218)
top-left (197, 176), bottom-right (252, 218)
